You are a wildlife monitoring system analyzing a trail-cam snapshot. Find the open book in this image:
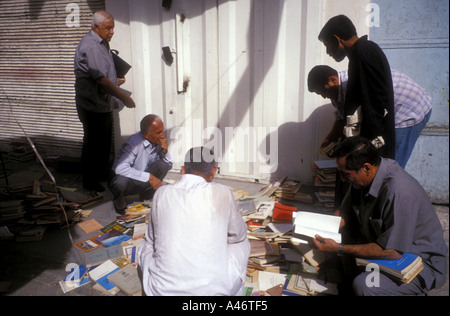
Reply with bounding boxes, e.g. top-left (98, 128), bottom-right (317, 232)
top-left (293, 211), bottom-right (341, 244)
